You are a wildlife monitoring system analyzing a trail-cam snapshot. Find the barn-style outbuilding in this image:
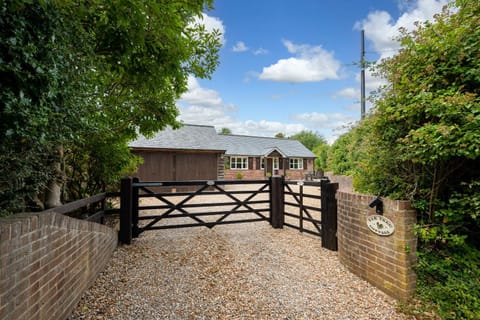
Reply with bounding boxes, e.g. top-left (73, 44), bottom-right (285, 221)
top-left (129, 124), bottom-right (316, 181)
